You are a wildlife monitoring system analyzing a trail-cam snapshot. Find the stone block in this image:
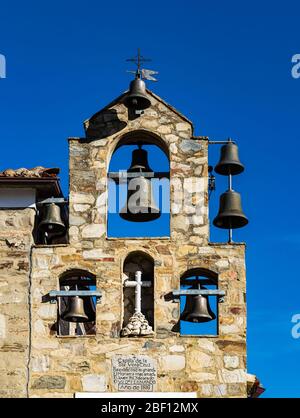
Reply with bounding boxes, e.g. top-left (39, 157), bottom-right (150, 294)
top-left (187, 351), bottom-right (213, 371)
top-left (160, 355), bottom-right (185, 372)
top-left (32, 375), bottom-right (66, 390)
top-left (82, 249), bottom-right (107, 260)
top-left (32, 355), bottom-right (50, 372)
top-left (71, 193), bottom-right (95, 205)
top-left (224, 355), bottom-right (239, 369)
top-left (169, 345), bottom-right (185, 353)
top-left (81, 374), bottom-right (106, 392)
top-left (82, 224), bottom-right (105, 238)
top-left (0, 314), bottom-right (6, 339)
top-left (218, 369), bottom-right (246, 383)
